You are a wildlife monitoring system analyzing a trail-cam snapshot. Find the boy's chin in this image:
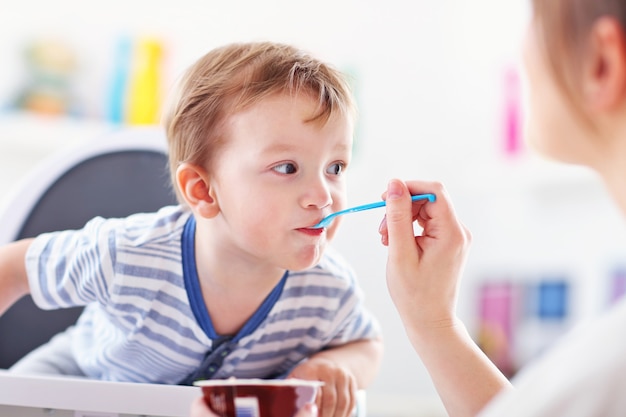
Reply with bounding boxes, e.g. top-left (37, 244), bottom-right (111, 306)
top-left (284, 249), bottom-right (325, 271)
top-left (286, 259), bottom-right (320, 272)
